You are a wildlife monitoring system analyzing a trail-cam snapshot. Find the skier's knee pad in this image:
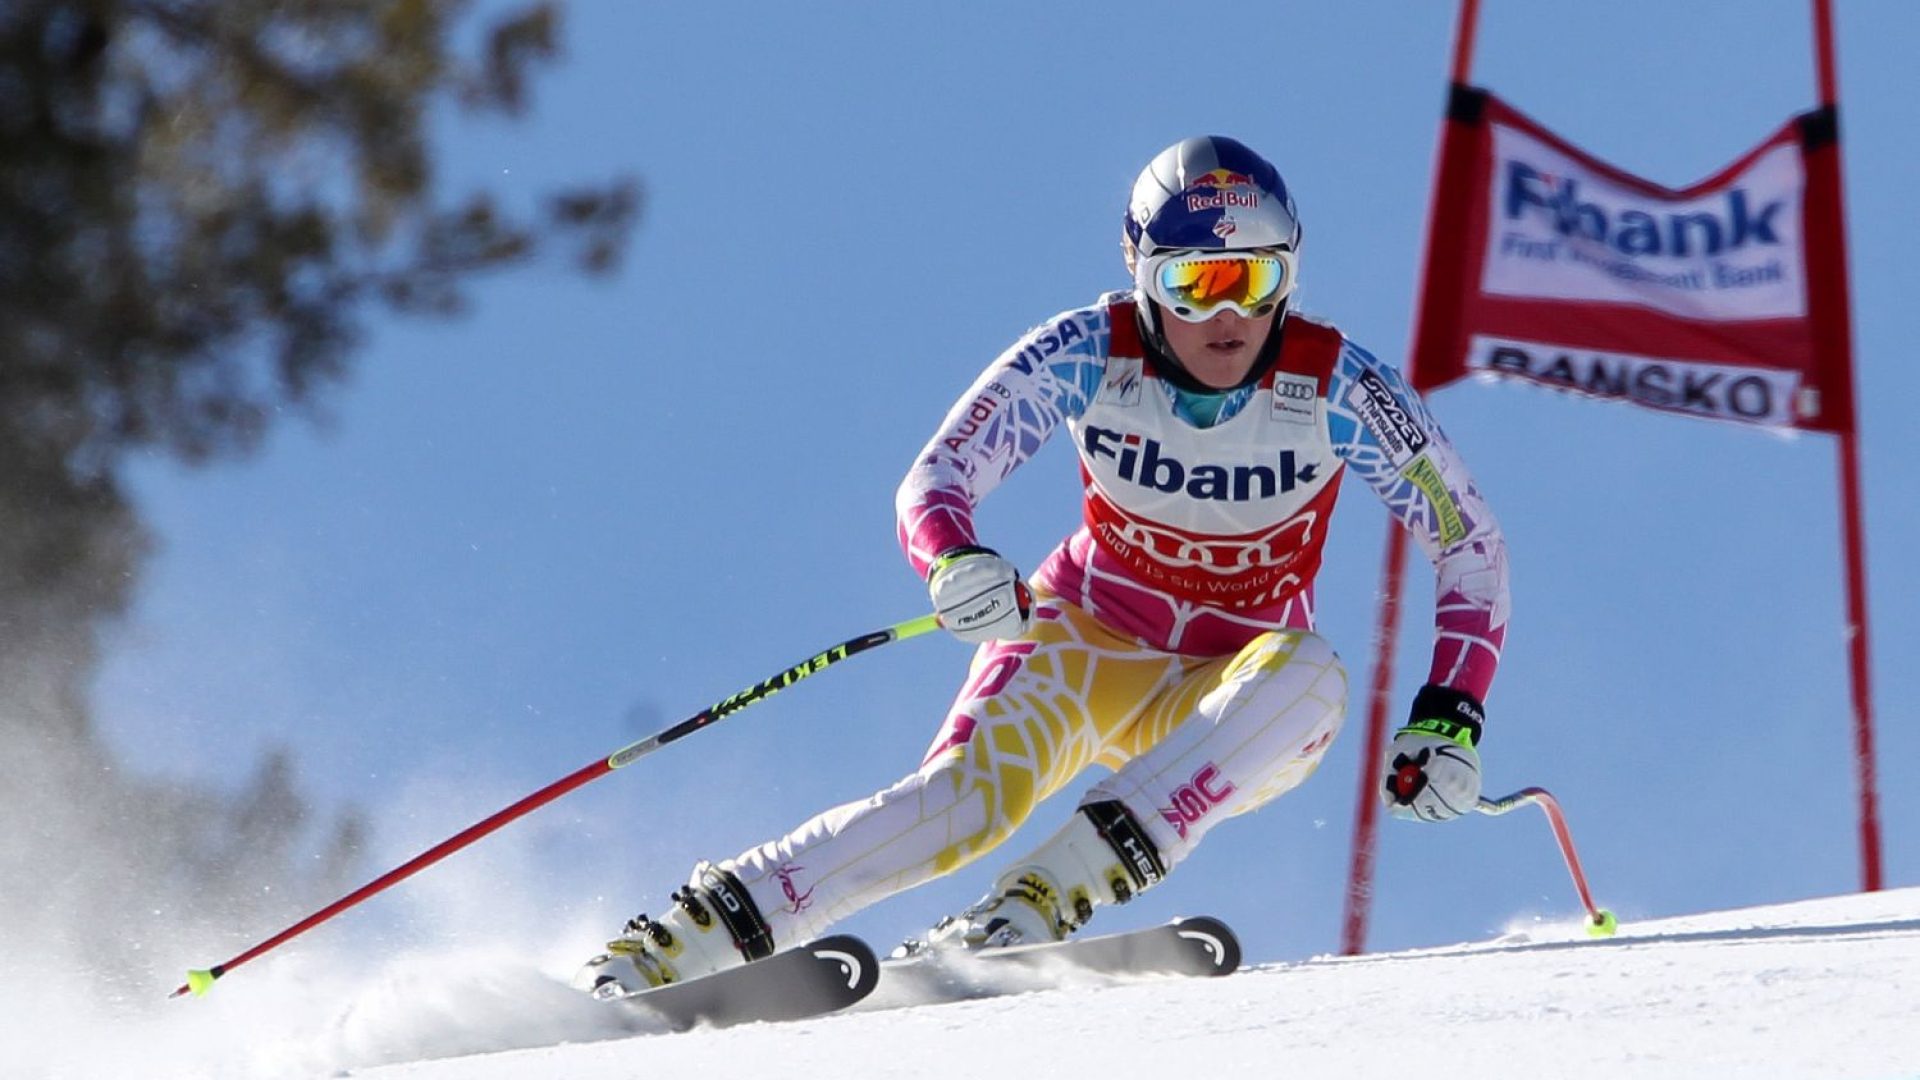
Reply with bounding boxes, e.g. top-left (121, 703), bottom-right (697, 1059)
top-left (1201, 630), bottom-right (1347, 741)
top-left (1090, 630), bottom-right (1347, 865)
top-left (1218, 629), bottom-right (1343, 694)
top-left (1200, 631), bottom-right (1348, 819)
